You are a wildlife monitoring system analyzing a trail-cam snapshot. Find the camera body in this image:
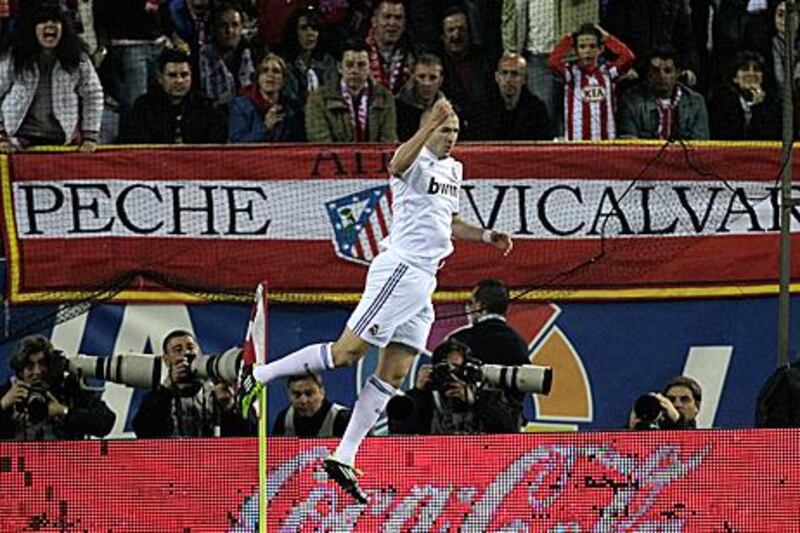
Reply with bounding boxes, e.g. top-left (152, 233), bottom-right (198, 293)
top-left (19, 384), bottom-right (50, 423)
top-left (429, 338), bottom-right (553, 396)
top-left (428, 357), bottom-right (483, 391)
top-left (176, 351), bottom-right (200, 385)
top-left (13, 350), bottom-right (70, 423)
top-left (633, 393), bottom-right (664, 429)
